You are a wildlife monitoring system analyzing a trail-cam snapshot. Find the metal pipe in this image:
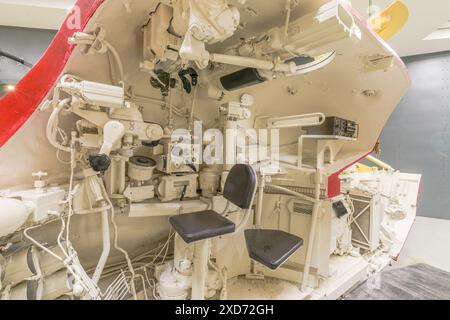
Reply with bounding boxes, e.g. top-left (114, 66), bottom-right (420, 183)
top-left (234, 208), bottom-right (253, 234)
top-left (188, 85), bottom-right (198, 132)
top-left (46, 99), bottom-right (72, 153)
top-left (255, 177), bottom-right (266, 229)
top-left (209, 53), bottom-right (295, 73)
top-left (365, 155), bottom-right (394, 171)
top-left (0, 50), bottom-right (33, 68)
top-left (266, 184), bottom-right (317, 204)
top-left (224, 120), bottom-right (238, 171)
top-left (249, 176), bottom-right (266, 275)
top-left (301, 170), bottom-right (322, 292)
top-left (191, 240), bottom-right (209, 300)
top-left (92, 207), bottom-right (111, 284)
top-left (117, 159), bottom-right (127, 194)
